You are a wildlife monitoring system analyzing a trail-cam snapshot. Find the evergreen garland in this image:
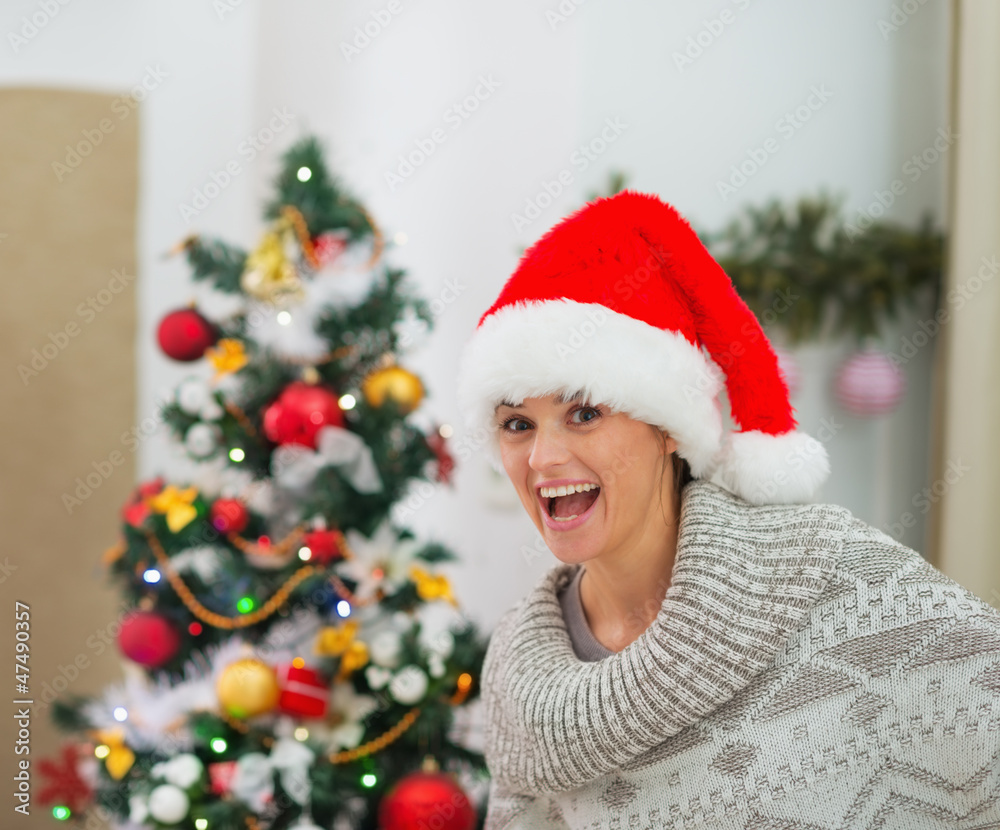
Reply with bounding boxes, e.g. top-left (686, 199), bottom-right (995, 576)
top-left (699, 191), bottom-right (945, 346)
